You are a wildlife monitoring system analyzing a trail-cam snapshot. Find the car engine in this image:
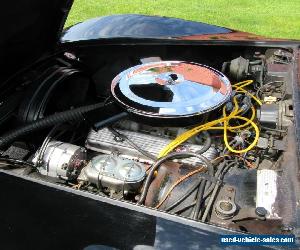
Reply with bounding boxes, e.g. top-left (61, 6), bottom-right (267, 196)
top-left (0, 45), bottom-right (298, 235)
